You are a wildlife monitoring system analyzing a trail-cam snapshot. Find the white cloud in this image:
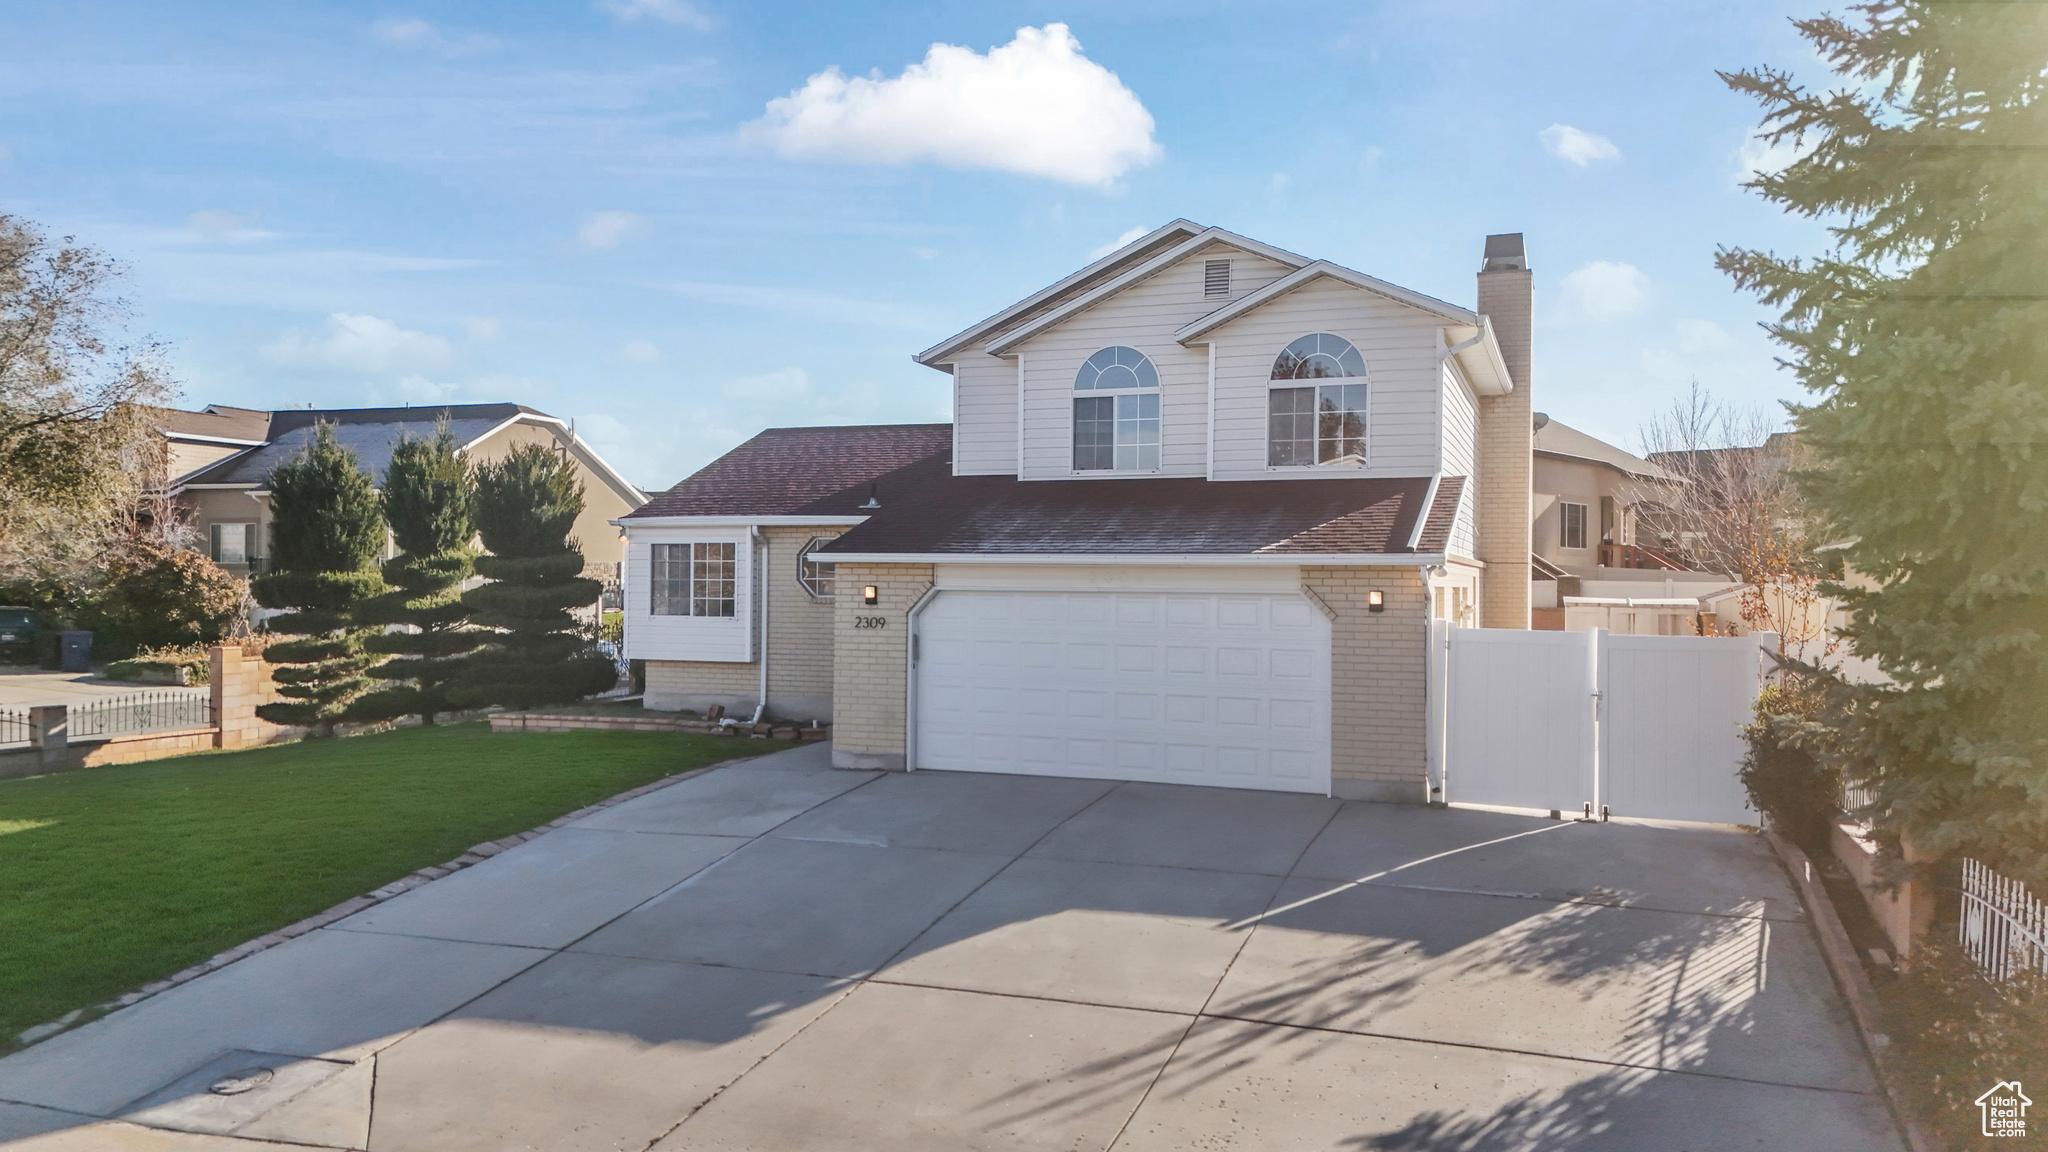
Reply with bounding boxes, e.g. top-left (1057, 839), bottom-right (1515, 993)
top-left (385, 372), bottom-right (551, 406)
top-left (1362, 145), bottom-right (1384, 169)
top-left (1540, 123), bottom-right (1621, 167)
top-left (744, 23), bottom-right (1161, 188)
top-left (596, 0), bottom-right (713, 31)
top-left (371, 17), bottom-right (497, 56)
top-left (1557, 261), bottom-right (1650, 324)
top-left (1674, 318), bottom-right (1738, 355)
top-left (619, 338), bottom-right (663, 364)
top-left (263, 313), bottom-right (454, 373)
top-left (578, 210), bottom-right (643, 250)
top-left (1088, 226), bottom-right (1148, 260)
top-left (1267, 172), bottom-right (1290, 196)
top-left (462, 315), bottom-right (505, 342)
top-left (185, 210), bottom-right (273, 244)
top-left (912, 246), bottom-right (939, 260)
